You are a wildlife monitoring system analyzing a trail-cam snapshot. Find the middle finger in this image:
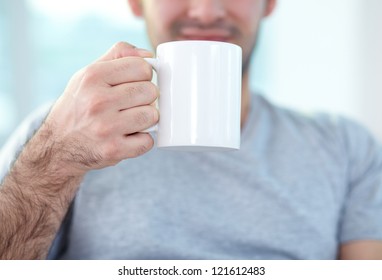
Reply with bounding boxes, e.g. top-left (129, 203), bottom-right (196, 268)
top-left (112, 81), bottom-right (159, 111)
